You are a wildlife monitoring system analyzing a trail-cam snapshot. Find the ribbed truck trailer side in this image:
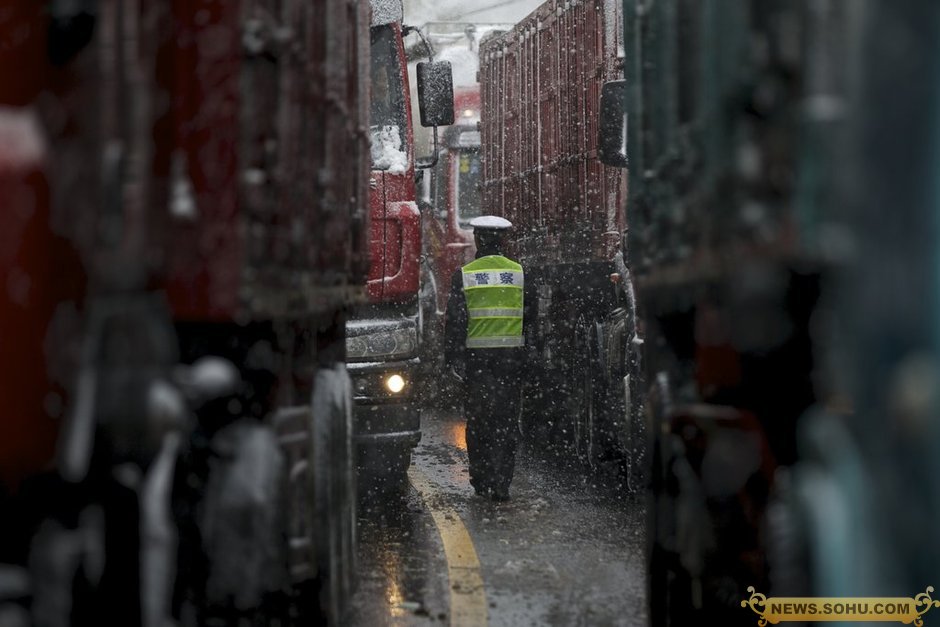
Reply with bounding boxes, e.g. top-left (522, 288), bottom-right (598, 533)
top-left (478, 0), bottom-right (642, 479)
top-left (0, 1), bottom-right (369, 623)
